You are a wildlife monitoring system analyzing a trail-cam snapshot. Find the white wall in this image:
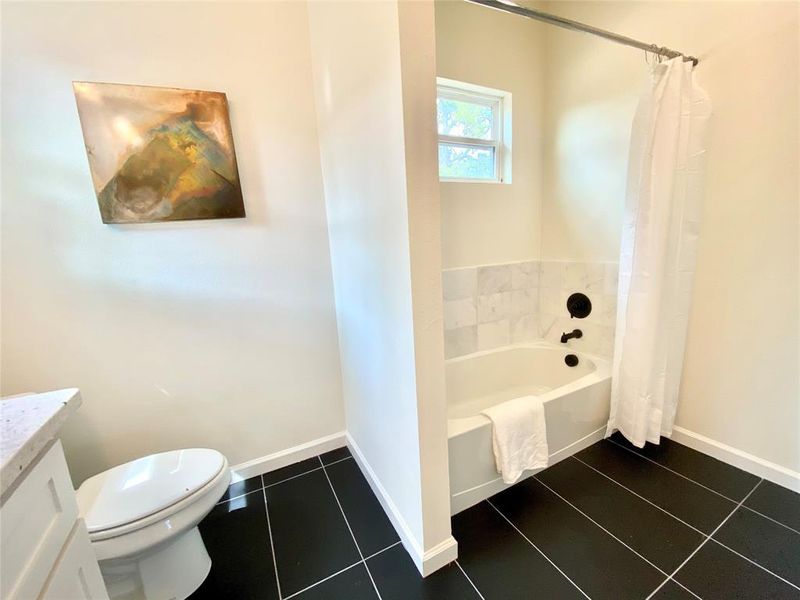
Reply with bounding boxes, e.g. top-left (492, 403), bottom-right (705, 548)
top-left (1, 1), bottom-right (345, 484)
top-left (307, 0), bottom-right (454, 574)
top-left (540, 1), bottom-right (632, 262)
top-left (541, 0), bottom-right (799, 473)
top-left (435, 0), bottom-right (545, 269)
